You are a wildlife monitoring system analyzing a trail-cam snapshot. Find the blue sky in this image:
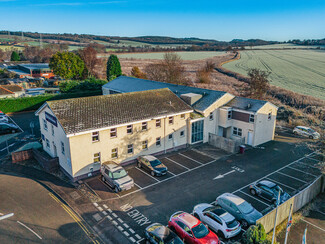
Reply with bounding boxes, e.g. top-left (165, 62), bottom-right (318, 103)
top-left (1, 0), bottom-right (324, 41)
